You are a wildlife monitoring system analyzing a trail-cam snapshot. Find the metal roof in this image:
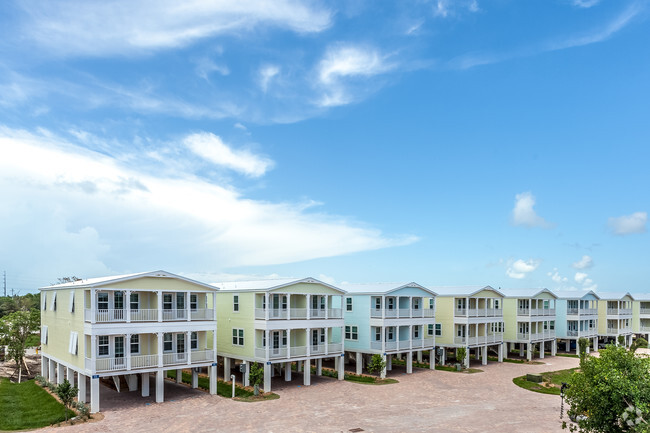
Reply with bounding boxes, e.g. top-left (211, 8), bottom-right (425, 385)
top-left (340, 282), bottom-right (436, 296)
